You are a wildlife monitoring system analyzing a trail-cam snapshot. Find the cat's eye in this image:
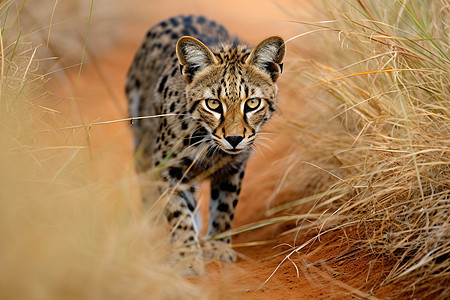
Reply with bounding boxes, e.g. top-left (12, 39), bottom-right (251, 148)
top-left (205, 99), bottom-right (222, 112)
top-left (245, 98), bottom-right (261, 111)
